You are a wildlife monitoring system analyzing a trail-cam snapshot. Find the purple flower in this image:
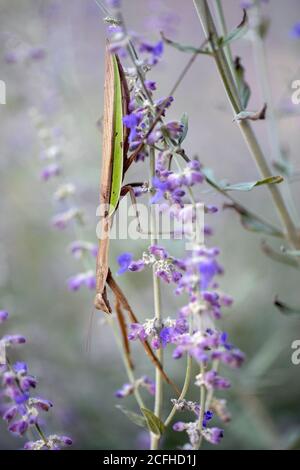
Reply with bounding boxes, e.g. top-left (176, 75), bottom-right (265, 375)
top-left (123, 112), bottom-right (143, 129)
top-left (149, 245), bottom-right (168, 259)
top-left (52, 208), bottom-right (82, 230)
top-left (28, 47), bottom-right (46, 61)
top-left (290, 22), bottom-right (300, 39)
top-left (173, 421), bottom-right (186, 432)
top-left (199, 257), bottom-right (221, 290)
top-left (106, 0), bottom-right (121, 8)
top-left (117, 252), bottom-right (133, 275)
top-left (145, 80), bottom-right (156, 91)
top-left (2, 335), bottom-right (26, 346)
top-left (29, 397), bottom-right (53, 412)
top-left (69, 240), bottom-right (97, 259)
top-left (128, 260), bottom-right (145, 272)
top-left (140, 376), bottom-right (155, 395)
top-left (203, 410), bottom-right (214, 428)
top-left (139, 40), bottom-right (164, 65)
top-left (0, 311), bottom-right (8, 323)
top-left (201, 427), bottom-right (224, 445)
top-left (196, 370), bottom-right (231, 390)
top-left (9, 419), bottom-right (28, 436)
top-left (67, 271), bottom-right (96, 291)
top-left (14, 362), bottom-right (28, 374)
top-left (41, 163), bottom-right (61, 181)
top-left (115, 383), bottom-right (134, 398)
top-left (128, 323), bottom-right (147, 341)
top-left (24, 434), bottom-right (72, 450)
top-left (155, 96), bottom-right (174, 114)
top-left (4, 51), bottom-right (18, 64)
top-left (159, 327), bottom-right (172, 347)
top-left (211, 348), bottom-right (245, 368)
